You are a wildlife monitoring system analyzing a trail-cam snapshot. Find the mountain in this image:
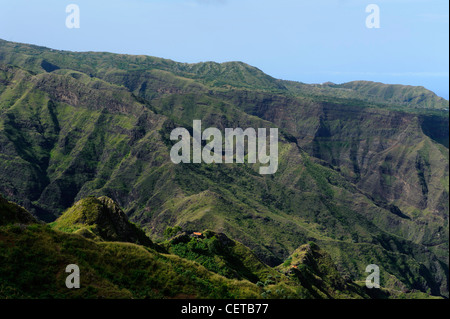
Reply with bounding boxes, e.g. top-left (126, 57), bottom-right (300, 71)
top-left (1, 194), bottom-right (377, 299)
top-left (50, 196), bottom-right (155, 247)
top-left (0, 39), bottom-right (448, 298)
top-left (0, 196), bottom-right (259, 298)
top-left (165, 229), bottom-right (276, 283)
top-left (282, 80), bottom-right (449, 110)
top-left (333, 81), bottom-right (449, 110)
top-left (277, 243), bottom-right (372, 299)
